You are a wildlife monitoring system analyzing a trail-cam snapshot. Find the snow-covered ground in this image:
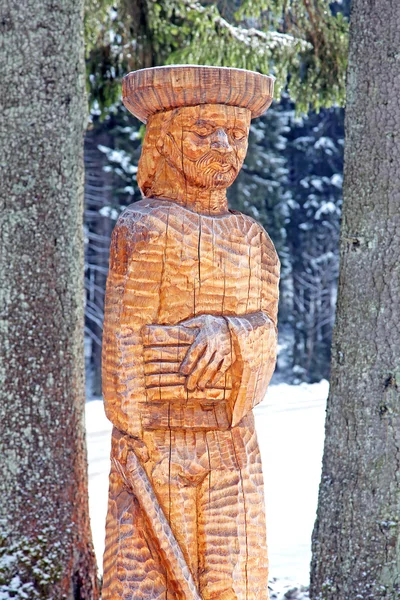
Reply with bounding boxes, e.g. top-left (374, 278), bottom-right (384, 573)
top-left (86, 380), bottom-right (328, 598)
